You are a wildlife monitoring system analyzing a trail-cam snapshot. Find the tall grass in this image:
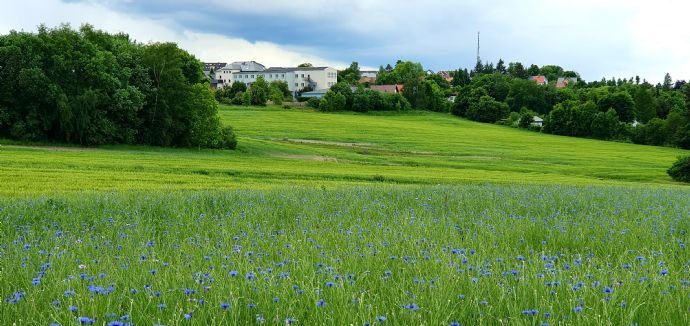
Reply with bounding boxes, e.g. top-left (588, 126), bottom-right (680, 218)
top-left (1, 184), bottom-right (688, 325)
